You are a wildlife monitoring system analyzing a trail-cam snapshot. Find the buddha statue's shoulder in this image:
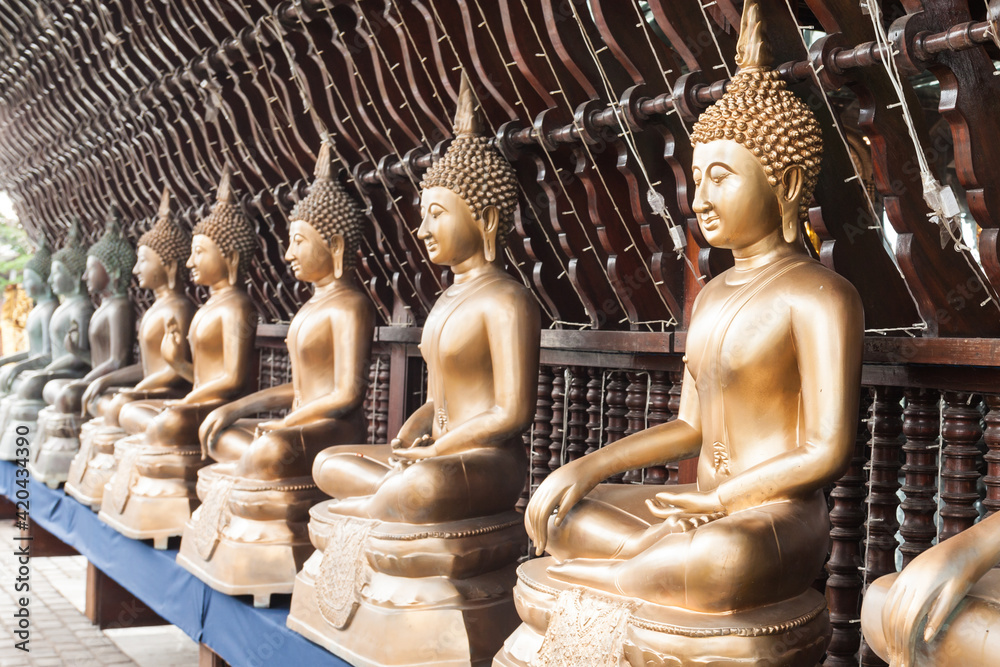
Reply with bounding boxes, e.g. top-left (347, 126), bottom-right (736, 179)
top-left (780, 259), bottom-right (861, 301)
top-left (327, 286), bottom-right (376, 318)
top-left (476, 274), bottom-right (539, 321)
top-left (776, 260), bottom-right (864, 332)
